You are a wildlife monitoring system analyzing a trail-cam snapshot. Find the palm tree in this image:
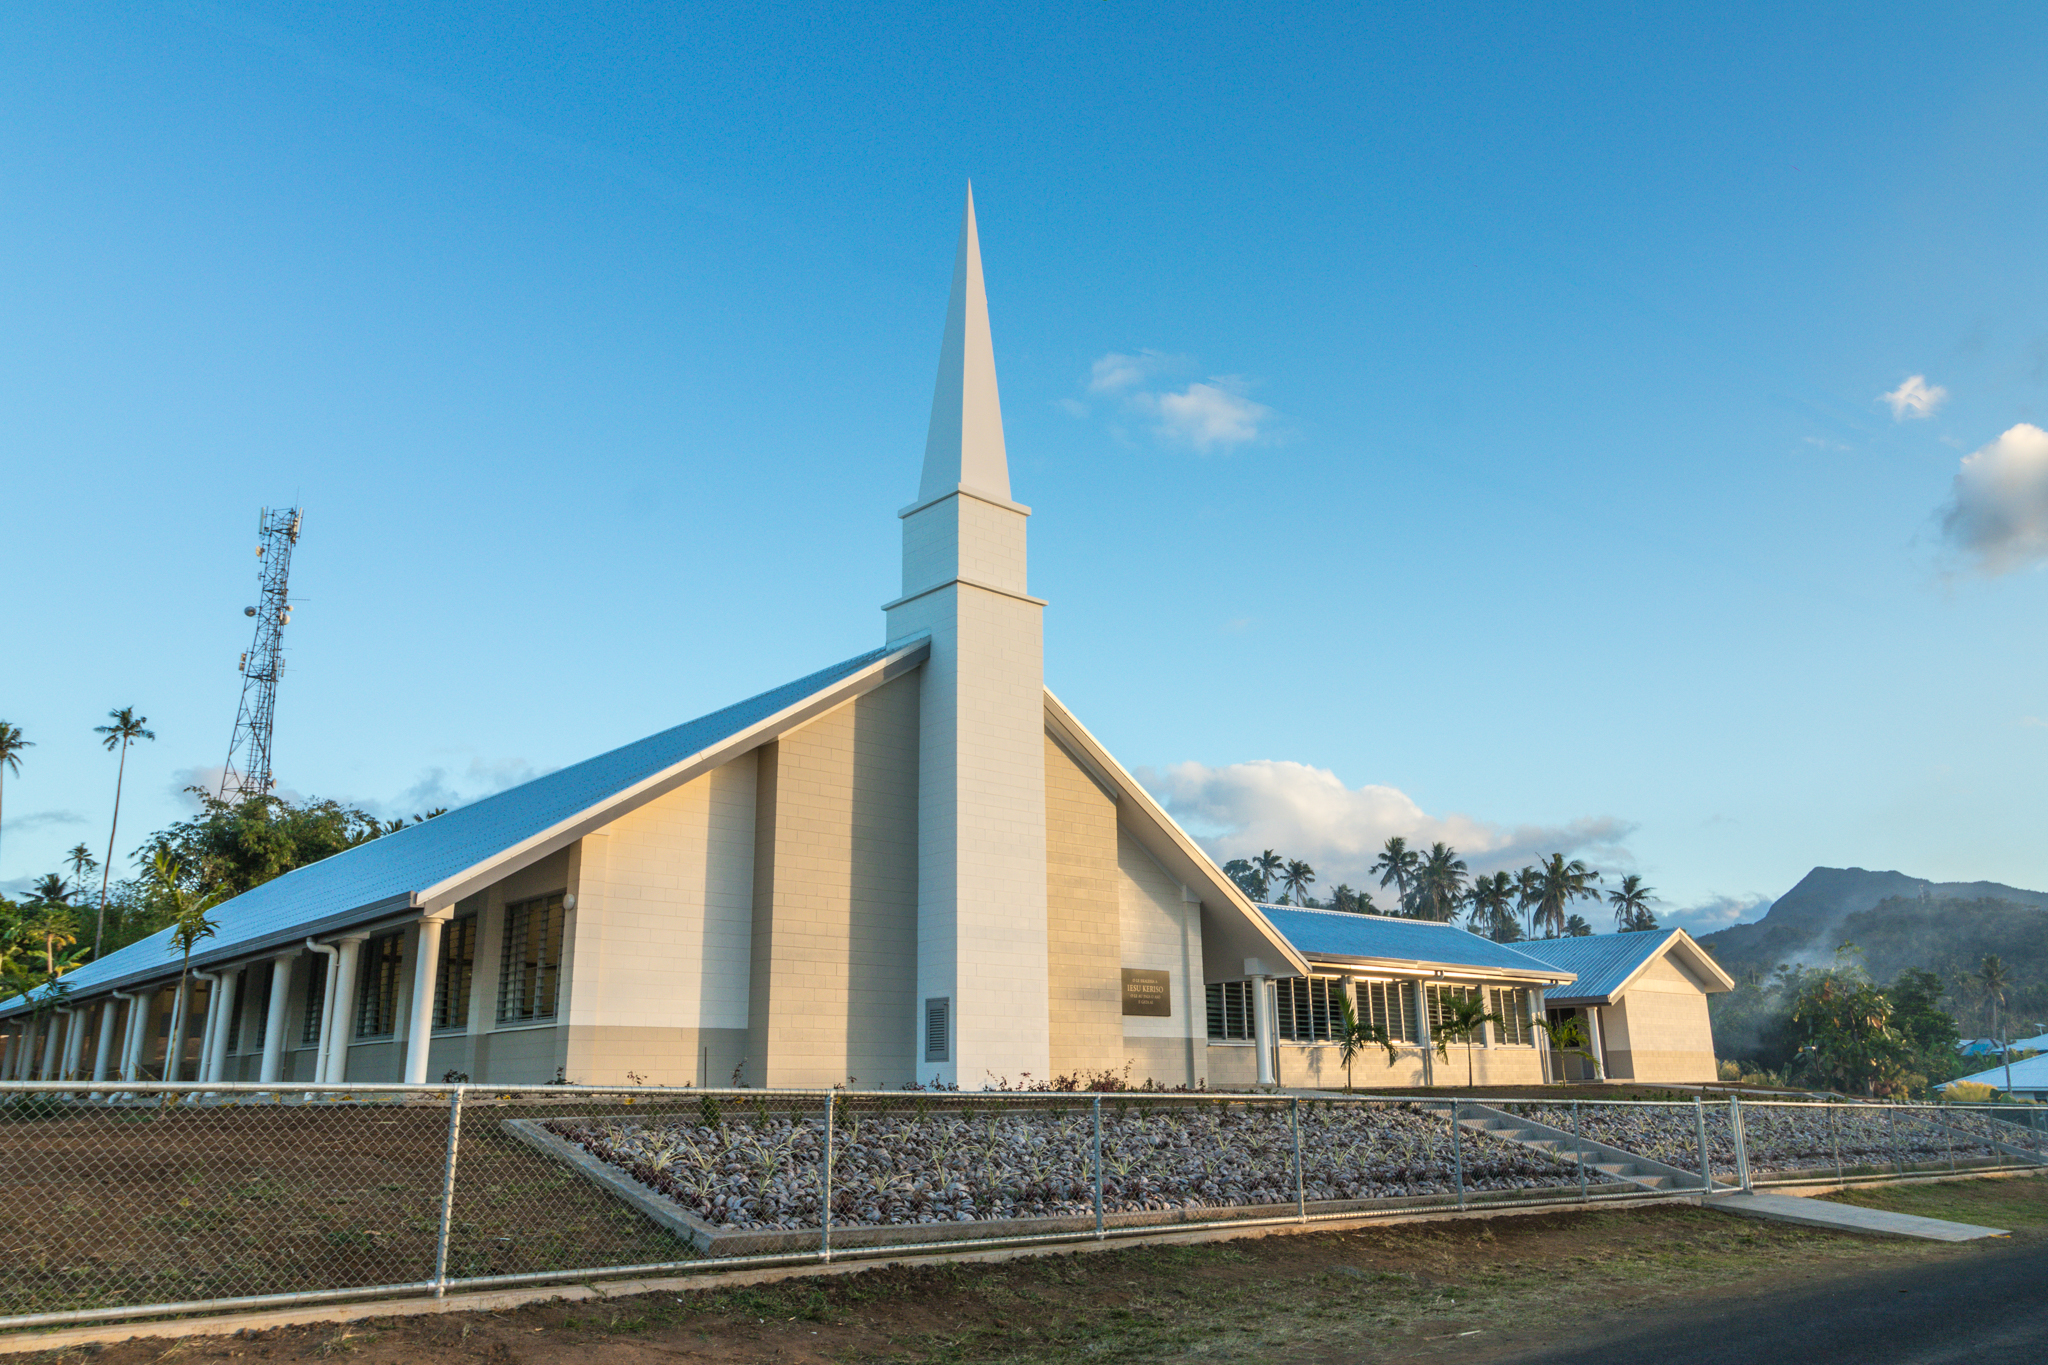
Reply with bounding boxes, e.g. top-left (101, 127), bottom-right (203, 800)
top-left (1412, 843), bottom-right (1468, 922)
top-left (92, 707), bottom-right (155, 958)
top-left (1433, 992), bottom-right (1506, 1087)
top-left (1527, 853), bottom-right (1602, 938)
top-left (1466, 871), bottom-right (1518, 941)
top-left (28, 873), bottom-right (71, 905)
top-left (1252, 850), bottom-right (1285, 902)
top-left (1335, 993), bottom-right (1399, 1092)
top-left (1978, 955), bottom-right (2013, 1093)
top-left (65, 843), bottom-right (99, 888)
top-left (0, 721), bottom-right (30, 872)
top-left (1370, 837), bottom-right (1420, 913)
top-left (1280, 858), bottom-right (1316, 906)
top-left (1563, 913), bottom-right (1593, 937)
top-left (1514, 865), bottom-right (1542, 937)
top-left (150, 851), bottom-right (225, 1082)
top-left (1606, 874), bottom-right (1658, 932)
